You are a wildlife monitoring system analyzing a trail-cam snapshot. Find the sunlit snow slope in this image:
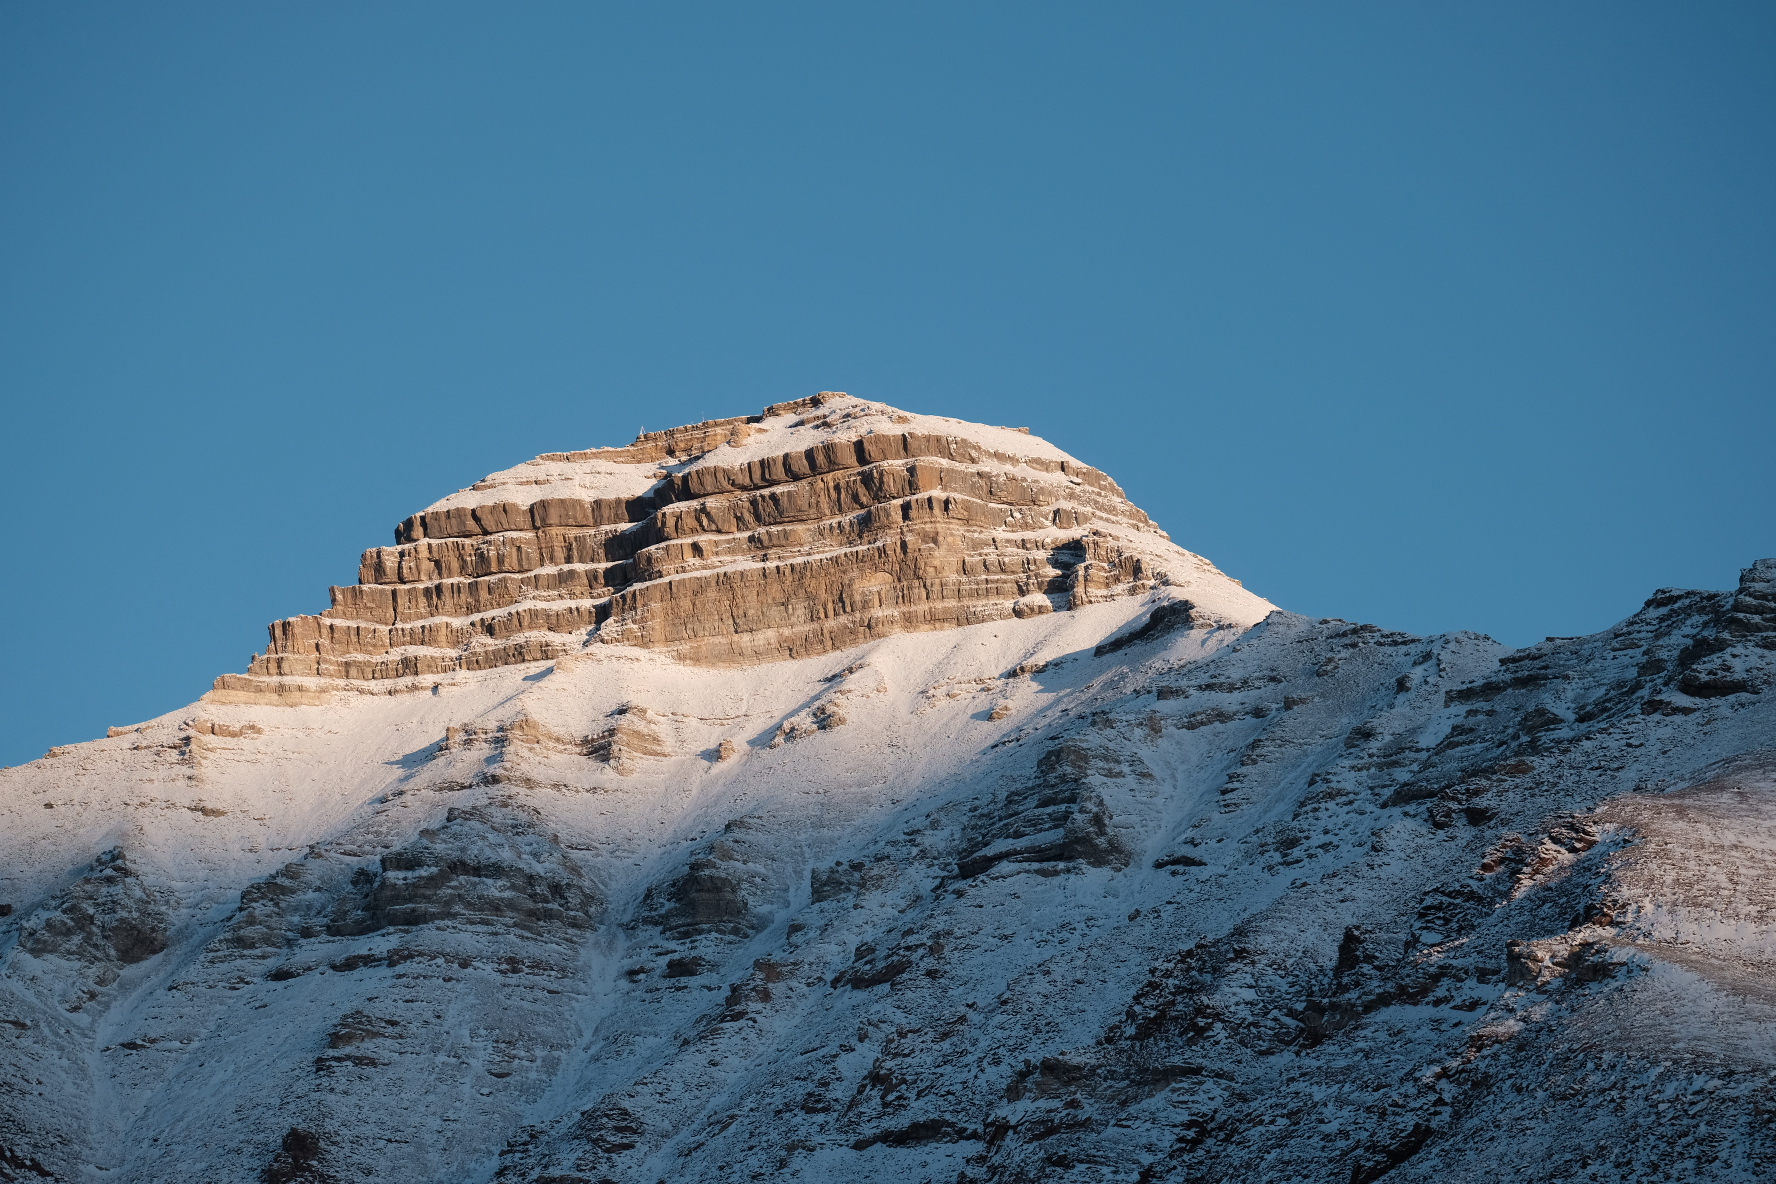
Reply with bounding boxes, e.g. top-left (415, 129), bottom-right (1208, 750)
top-left (2, 397), bottom-right (1772, 1184)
